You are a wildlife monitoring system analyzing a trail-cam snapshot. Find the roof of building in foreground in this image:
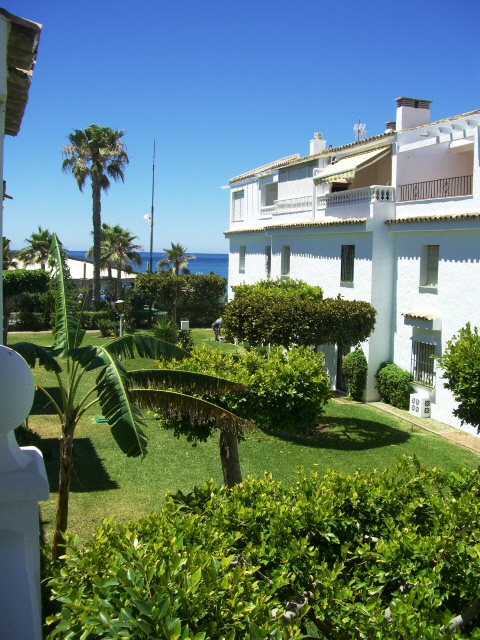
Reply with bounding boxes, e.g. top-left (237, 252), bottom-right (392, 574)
top-left (1, 8), bottom-right (42, 136)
